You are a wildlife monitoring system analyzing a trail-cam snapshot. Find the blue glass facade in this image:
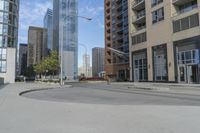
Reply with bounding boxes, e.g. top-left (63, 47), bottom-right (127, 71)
top-left (53, 0), bottom-right (78, 80)
top-left (0, 0), bottom-right (19, 73)
top-left (44, 8), bottom-right (53, 54)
